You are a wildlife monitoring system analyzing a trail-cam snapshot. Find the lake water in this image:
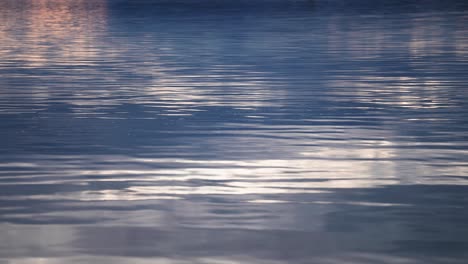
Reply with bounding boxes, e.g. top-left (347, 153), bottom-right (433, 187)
top-left (1, 0), bottom-right (468, 263)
